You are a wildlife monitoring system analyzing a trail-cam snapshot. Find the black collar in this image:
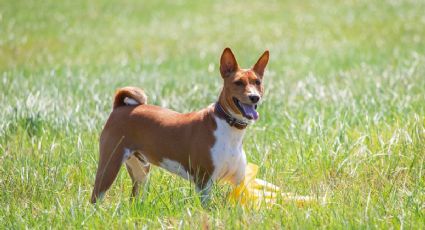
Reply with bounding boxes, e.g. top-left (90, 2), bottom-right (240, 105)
top-left (214, 102), bottom-right (248, 129)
